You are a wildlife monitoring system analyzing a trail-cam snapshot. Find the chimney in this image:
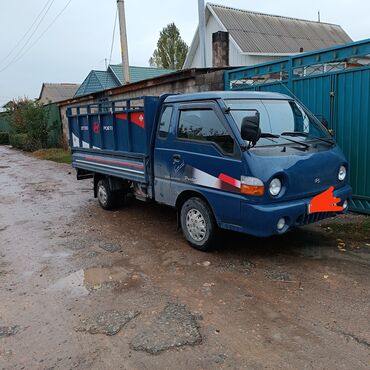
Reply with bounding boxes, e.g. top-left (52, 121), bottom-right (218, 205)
top-left (212, 31), bottom-right (229, 68)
